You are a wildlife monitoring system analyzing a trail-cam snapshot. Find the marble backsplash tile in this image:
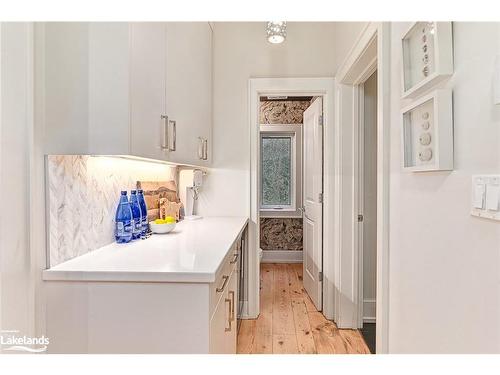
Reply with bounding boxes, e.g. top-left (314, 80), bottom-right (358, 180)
top-left (260, 218), bottom-right (303, 251)
top-left (46, 155), bottom-right (177, 267)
